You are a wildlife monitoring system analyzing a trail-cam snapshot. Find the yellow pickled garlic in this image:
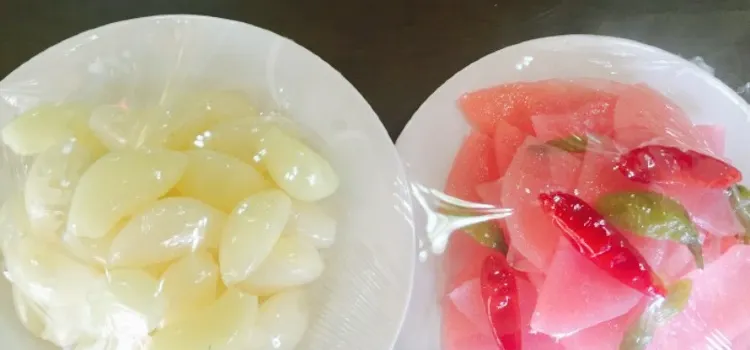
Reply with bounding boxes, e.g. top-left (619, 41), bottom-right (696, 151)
top-left (11, 287), bottom-right (47, 338)
top-left (3, 235), bottom-right (100, 346)
top-left (108, 197), bottom-right (226, 267)
top-left (89, 105), bottom-right (175, 151)
top-left (193, 116), bottom-right (269, 168)
top-left (25, 138), bottom-right (99, 240)
top-left (0, 192), bottom-right (31, 248)
top-left (249, 289), bottom-right (309, 350)
top-left (103, 269), bottom-right (166, 333)
top-left (286, 200), bottom-right (337, 248)
top-left (66, 150), bottom-right (188, 239)
top-left (150, 288), bottom-right (258, 350)
top-left (160, 252), bottom-right (219, 326)
top-left (175, 150), bottom-right (270, 213)
top-left (1, 103), bottom-right (103, 156)
top-left (238, 236), bottom-right (324, 296)
top-left (165, 90), bottom-right (257, 150)
top-left (261, 126), bottom-right (339, 201)
top-left (220, 189), bottom-right (292, 286)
